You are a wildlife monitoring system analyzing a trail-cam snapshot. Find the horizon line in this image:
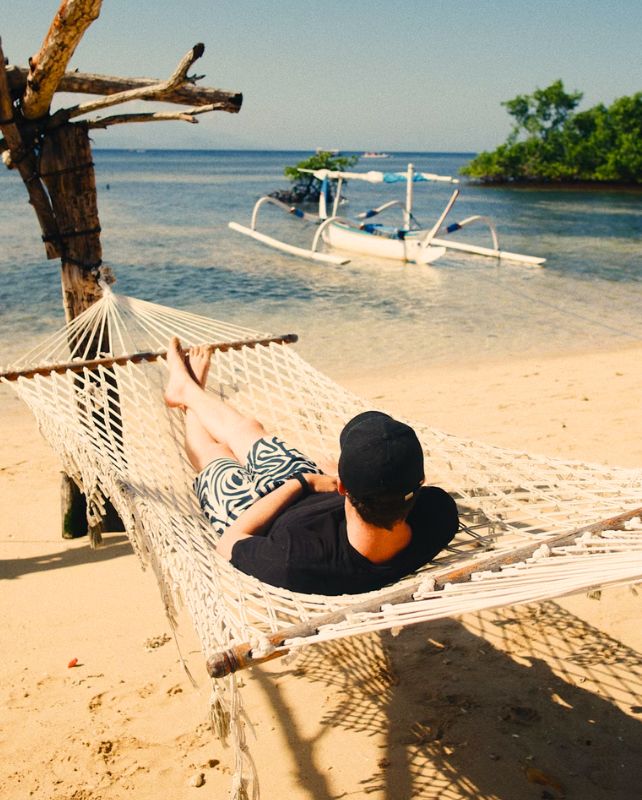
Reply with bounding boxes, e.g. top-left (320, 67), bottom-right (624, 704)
top-left (90, 147), bottom-right (479, 155)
